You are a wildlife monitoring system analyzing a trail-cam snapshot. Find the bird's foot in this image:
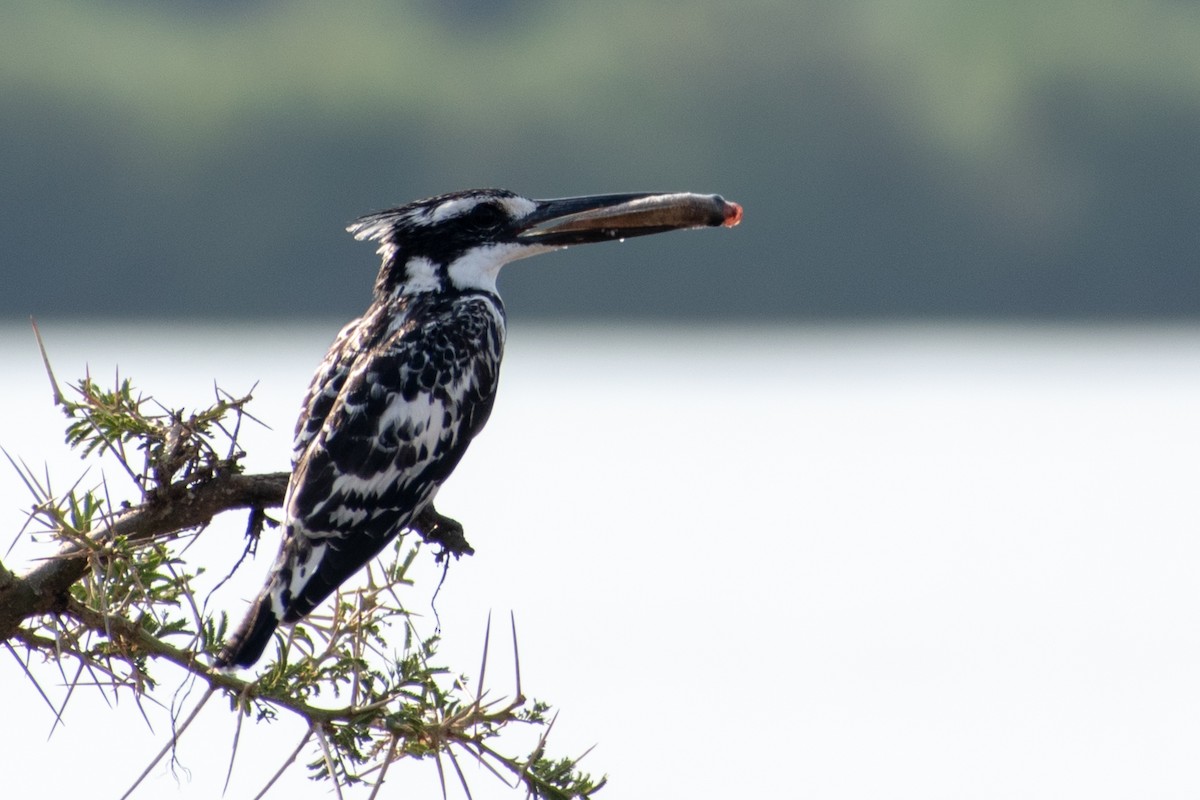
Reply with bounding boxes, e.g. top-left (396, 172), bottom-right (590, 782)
top-left (413, 505), bottom-right (475, 562)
